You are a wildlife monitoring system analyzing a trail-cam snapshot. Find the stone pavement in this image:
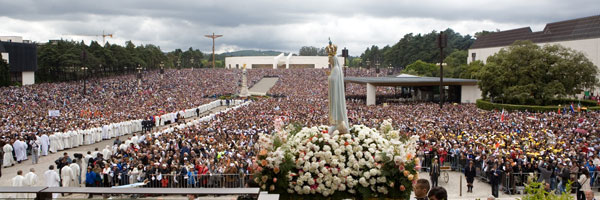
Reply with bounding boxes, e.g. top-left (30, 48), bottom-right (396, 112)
top-left (248, 77), bottom-right (278, 96)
